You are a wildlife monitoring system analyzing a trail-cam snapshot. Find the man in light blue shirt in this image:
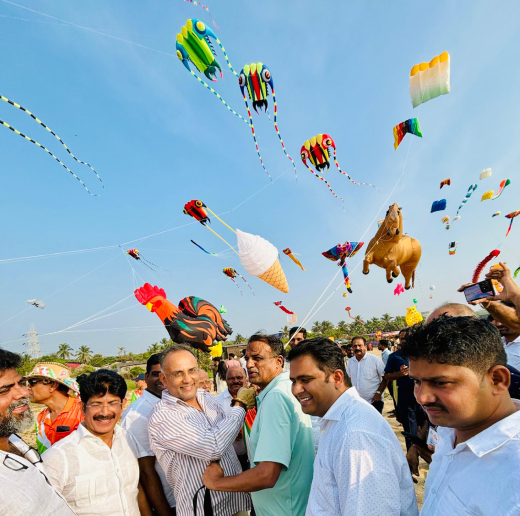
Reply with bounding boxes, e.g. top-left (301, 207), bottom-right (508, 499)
top-left (378, 340), bottom-right (391, 366)
top-left (203, 333), bottom-right (315, 516)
